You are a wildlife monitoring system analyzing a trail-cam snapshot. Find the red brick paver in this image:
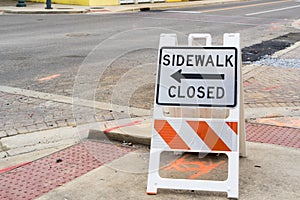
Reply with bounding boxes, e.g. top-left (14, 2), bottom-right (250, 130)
top-left (243, 65), bottom-right (300, 108)
top-left (0, 141), bottom-right (132, 200)
top-left (246, 123), bottom-right (300, 148)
